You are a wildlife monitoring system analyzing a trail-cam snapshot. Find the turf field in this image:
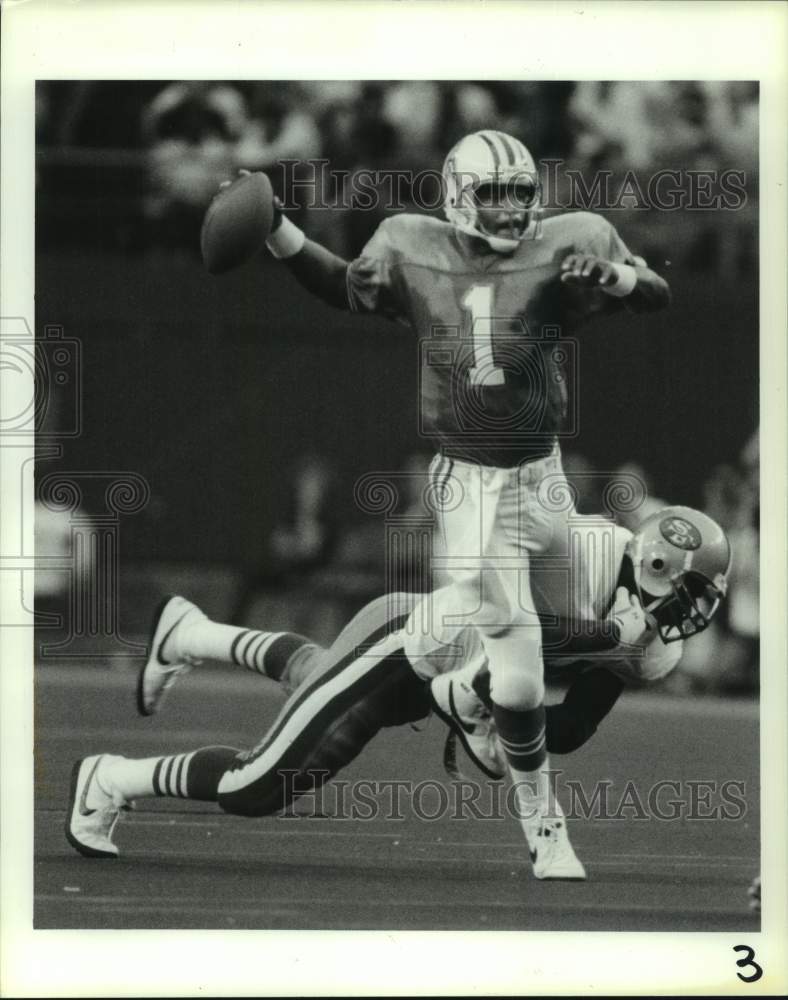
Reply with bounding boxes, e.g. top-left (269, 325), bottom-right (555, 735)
top-left (35, 662), bottom-right (760, 931)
